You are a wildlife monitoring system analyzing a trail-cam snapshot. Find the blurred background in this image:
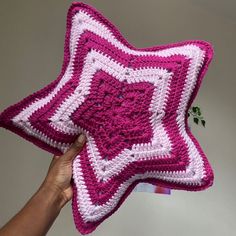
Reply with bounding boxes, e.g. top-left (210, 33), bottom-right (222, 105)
top-left (0, 0), bottom-right (235, 235)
